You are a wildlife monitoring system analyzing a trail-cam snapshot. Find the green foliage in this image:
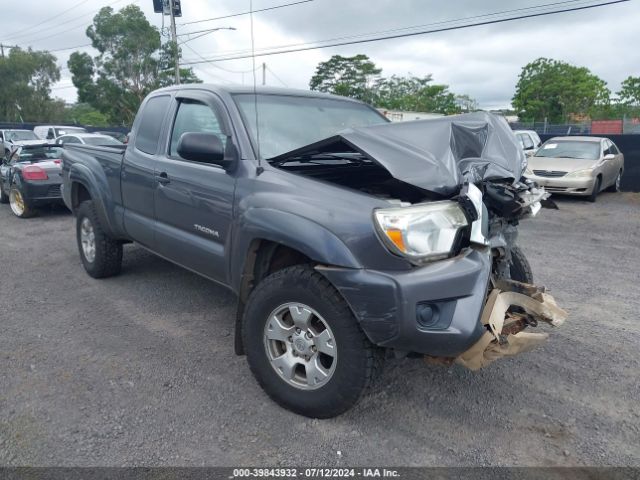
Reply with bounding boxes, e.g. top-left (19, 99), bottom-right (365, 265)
top-left (309, 54), bottom-right (382, 104)
top-left (309, 55), bottom-right (475, 115)
top-left (68, 4), bottom-right (200, 126)
top-left (512, 58), bottom-right (610, 123)
top-left (64, 103), bottom-right (109, 126)
top-left (0, 47), bottom-right (62, 122)
top-left (616, 76), bottom-right (640, 118)
top-left (373, 75), bottom-right (461, 115)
